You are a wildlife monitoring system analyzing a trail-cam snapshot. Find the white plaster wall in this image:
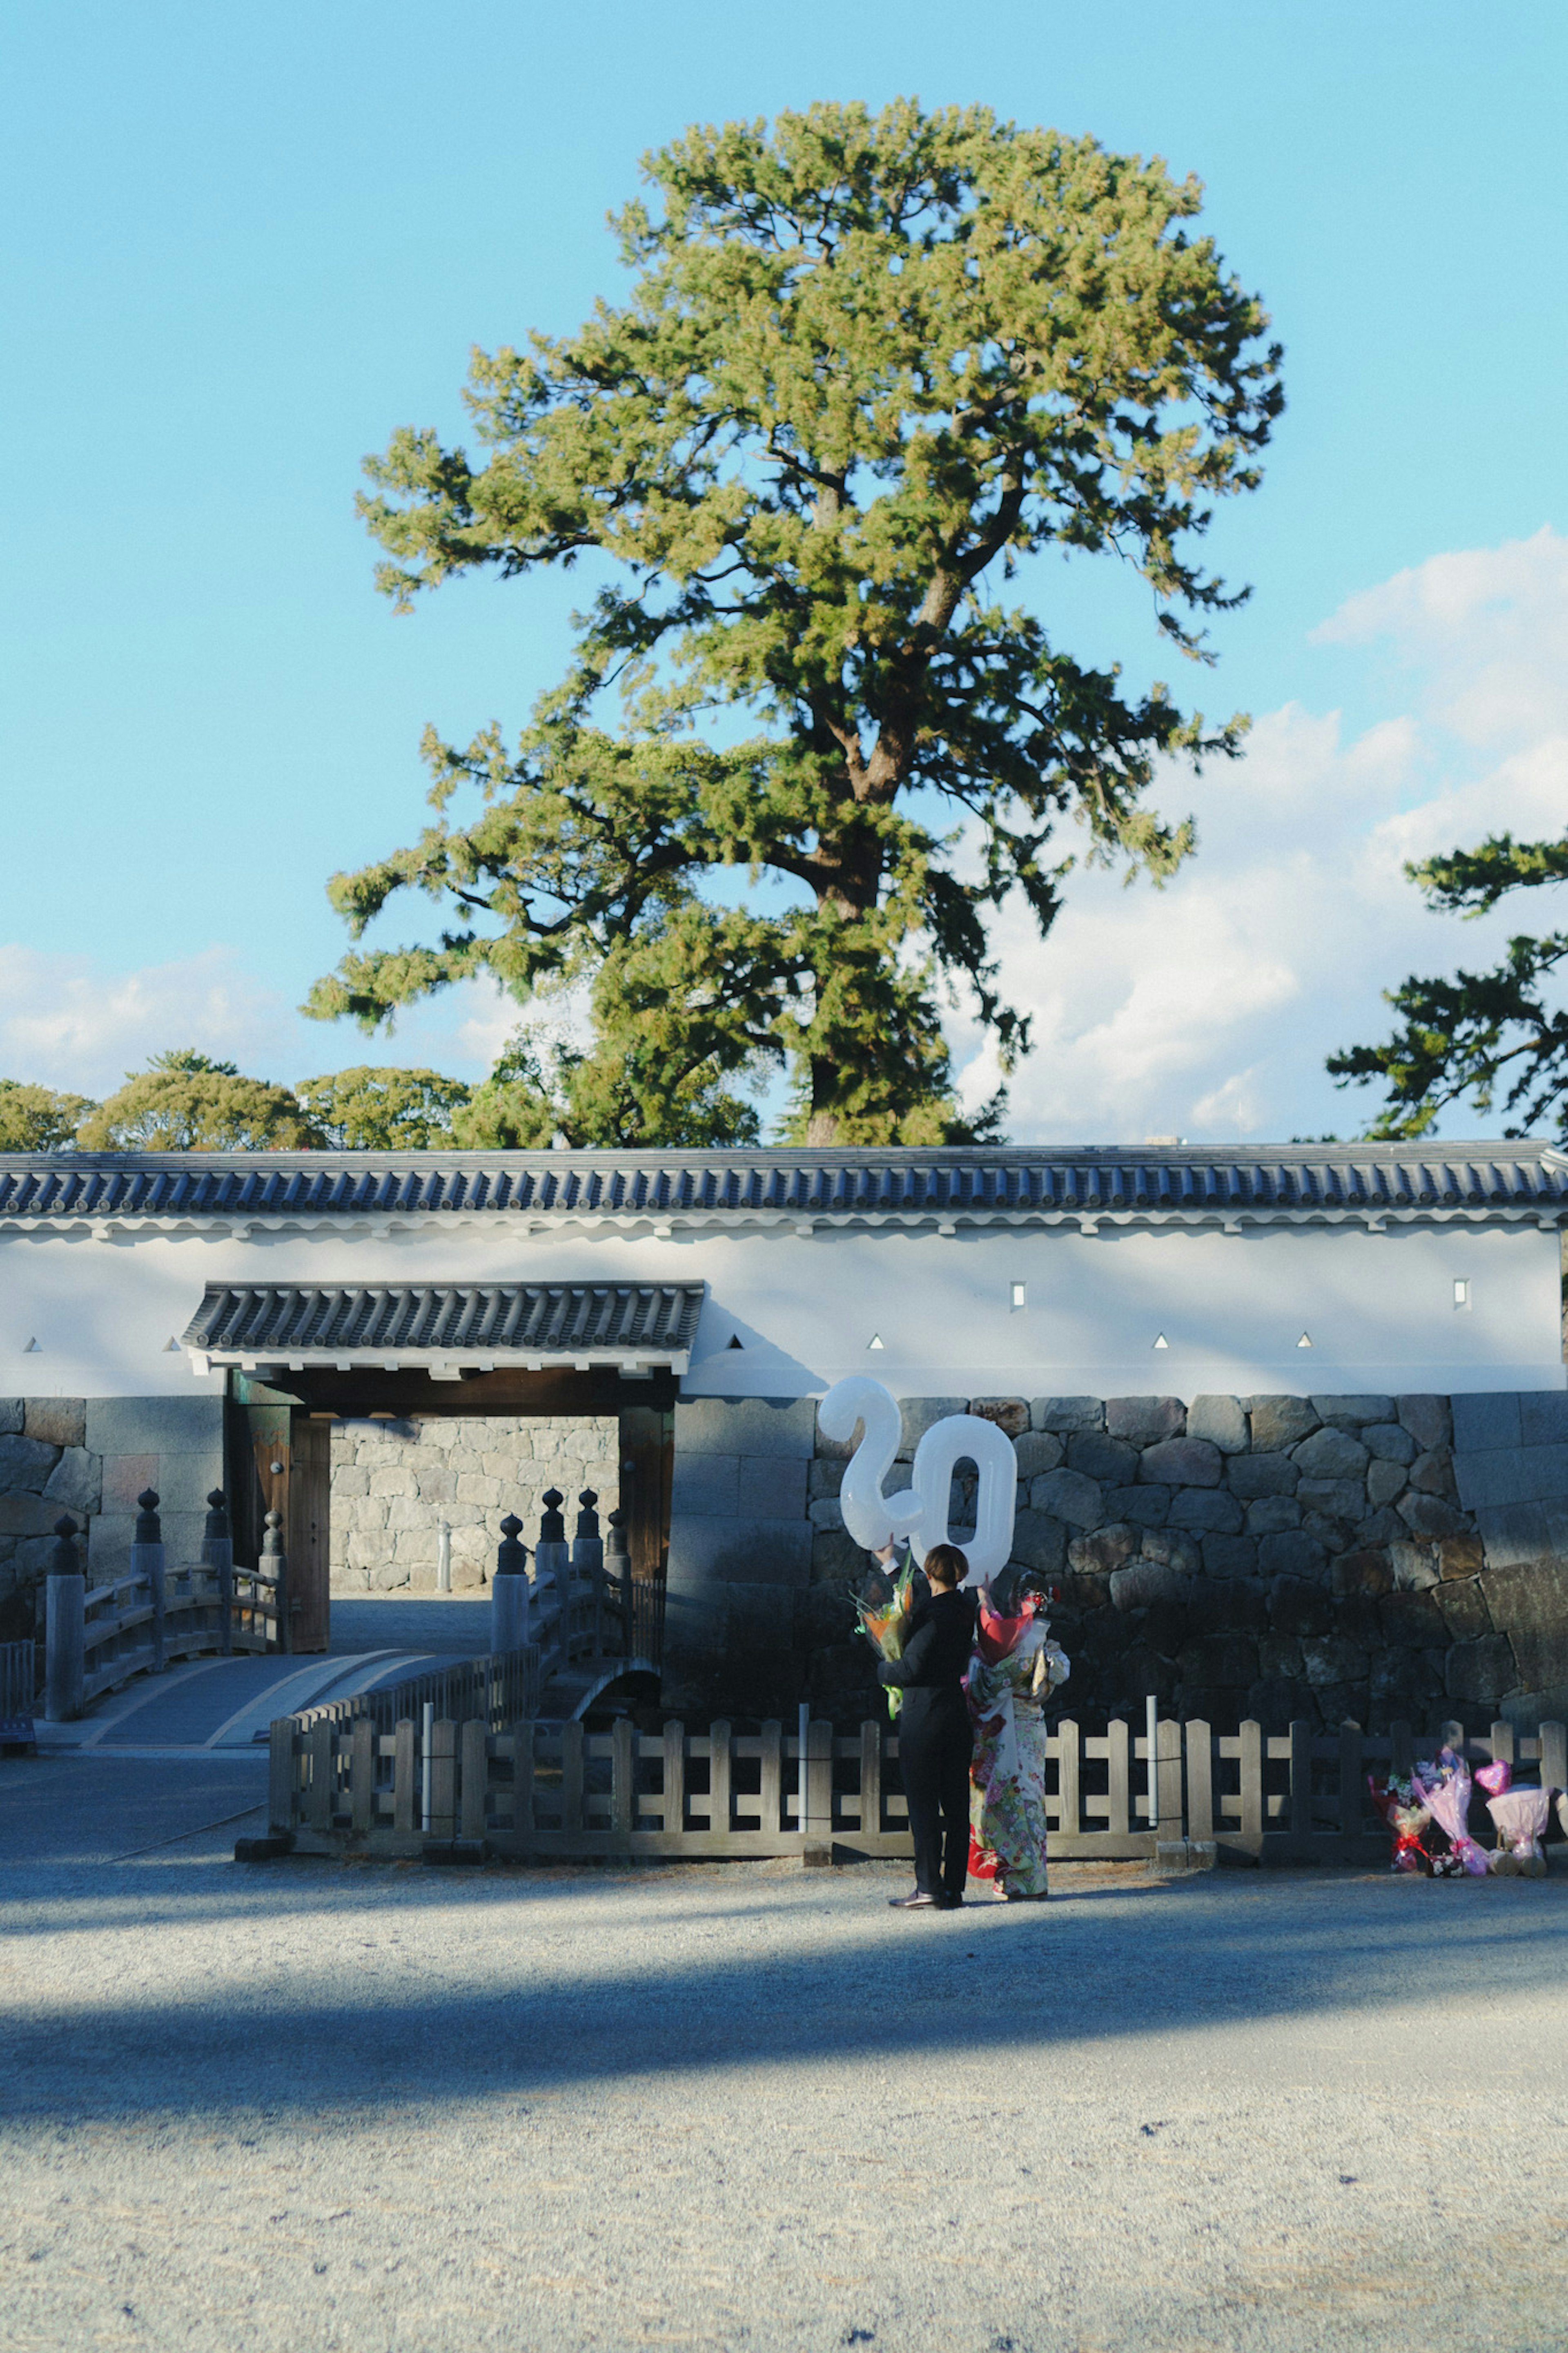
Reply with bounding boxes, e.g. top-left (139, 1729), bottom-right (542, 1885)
top-left (0, 1214), bottom-right (1560, 1401)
